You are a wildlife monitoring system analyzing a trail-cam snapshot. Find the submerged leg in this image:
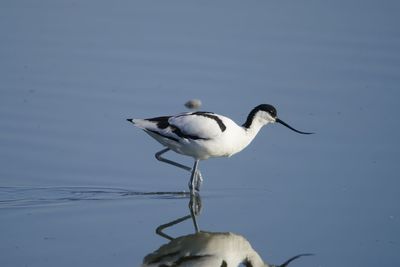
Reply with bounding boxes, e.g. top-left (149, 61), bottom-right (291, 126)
top-left (189, 191), bottom-right (202, 232)
top-left (189, 160), bottom-right (201, 193)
